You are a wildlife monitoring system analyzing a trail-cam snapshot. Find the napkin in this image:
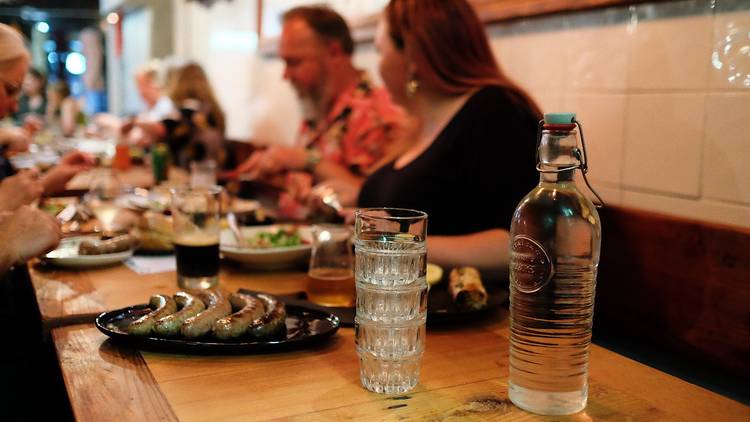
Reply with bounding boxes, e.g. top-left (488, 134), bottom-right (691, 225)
top-left (125, 255), bottom-right (177, 275)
